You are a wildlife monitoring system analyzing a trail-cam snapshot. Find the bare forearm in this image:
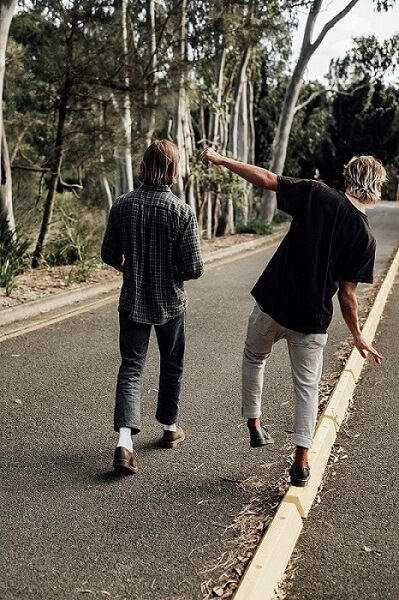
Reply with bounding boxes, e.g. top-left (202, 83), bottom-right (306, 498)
top-left (338, 293), bottom-right (361, 340)
top-left (219, 156), bottom-right (278, 191)
top-left (338, 281), bottom-right (382, 364)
